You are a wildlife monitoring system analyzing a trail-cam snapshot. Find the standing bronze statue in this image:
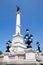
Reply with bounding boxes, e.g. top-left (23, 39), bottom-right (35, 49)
top-left (17, 6), bottom-right (20, 12)
top-left (36, 42), bottom-right (41, 52)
